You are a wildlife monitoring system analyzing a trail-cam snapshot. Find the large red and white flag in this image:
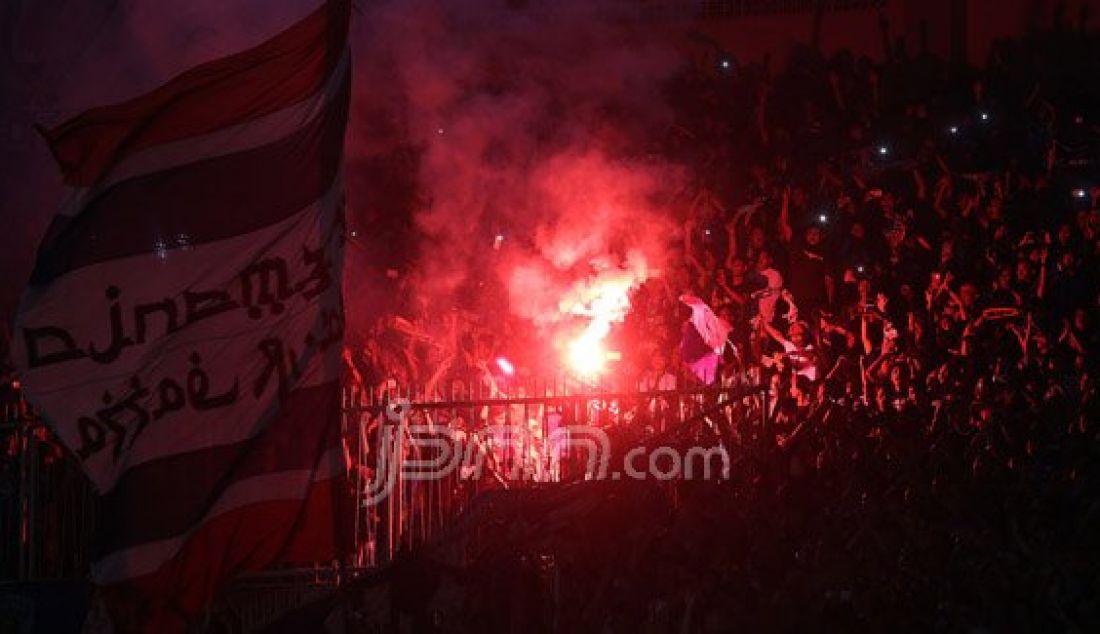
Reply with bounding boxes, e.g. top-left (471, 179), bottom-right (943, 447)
top-left (12, 1), bottom-right (351, 630)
